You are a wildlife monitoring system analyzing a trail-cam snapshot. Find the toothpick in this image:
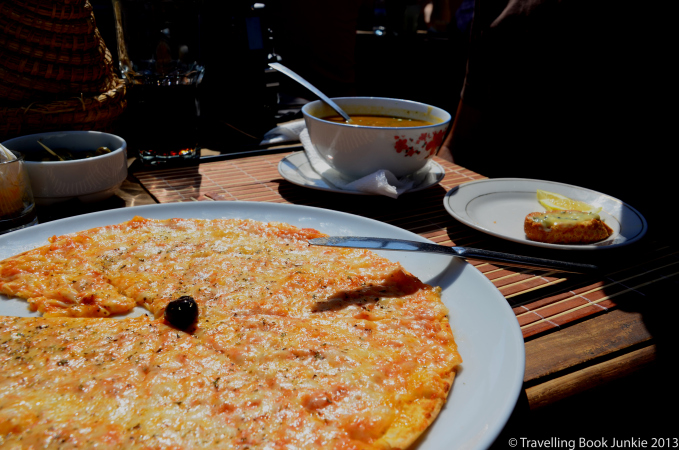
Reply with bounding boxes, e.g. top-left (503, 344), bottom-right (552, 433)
top-left (37, 139), bottom-right (65, 161)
